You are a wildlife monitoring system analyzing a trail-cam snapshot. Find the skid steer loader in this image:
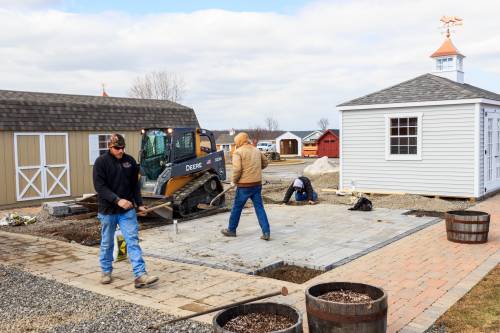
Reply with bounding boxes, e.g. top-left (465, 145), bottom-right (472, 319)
top-left (139, 127), bottom-right (227, 220)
